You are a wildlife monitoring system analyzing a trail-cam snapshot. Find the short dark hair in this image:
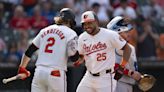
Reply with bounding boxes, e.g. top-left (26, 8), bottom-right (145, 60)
top-left (120, 0), bottom-right (128, 3)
